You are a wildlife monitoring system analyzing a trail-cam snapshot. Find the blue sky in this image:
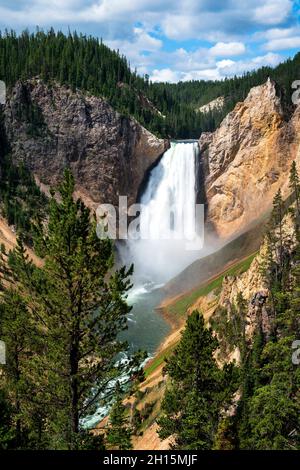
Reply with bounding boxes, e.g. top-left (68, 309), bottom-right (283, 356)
top-left (0, 0), bottom-right (299, 82)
